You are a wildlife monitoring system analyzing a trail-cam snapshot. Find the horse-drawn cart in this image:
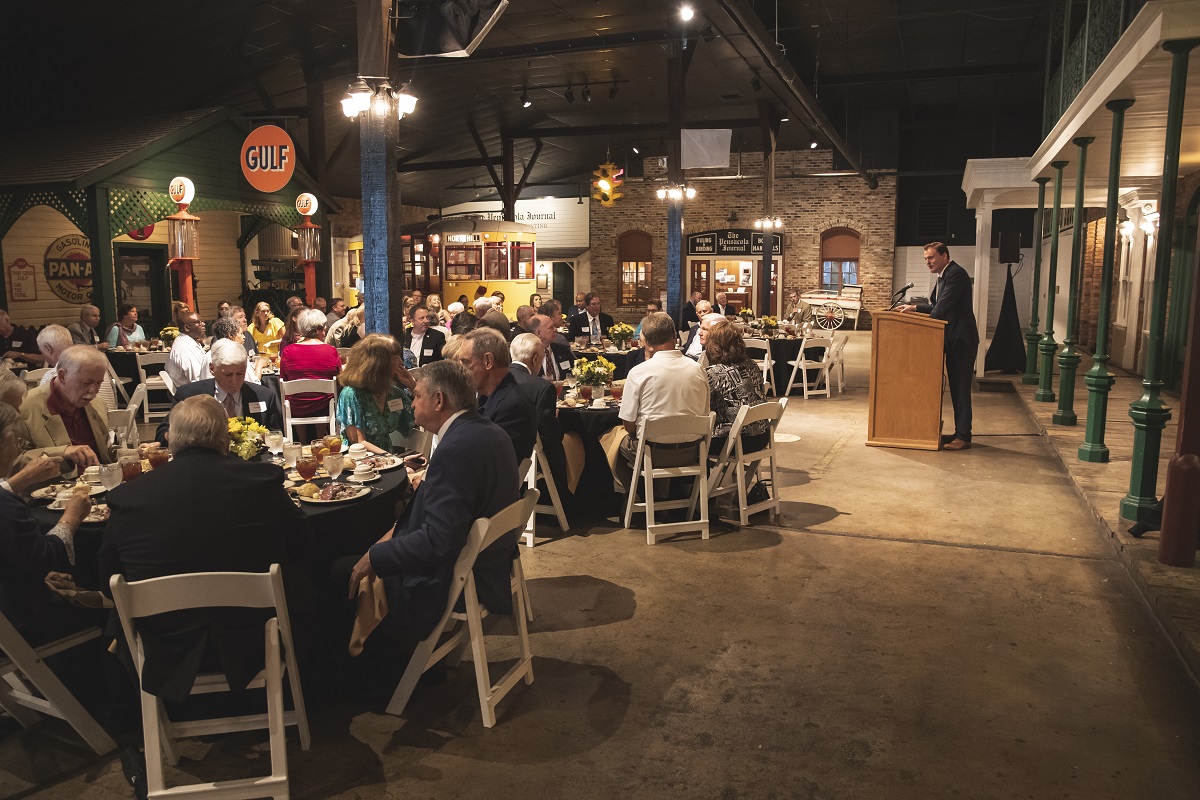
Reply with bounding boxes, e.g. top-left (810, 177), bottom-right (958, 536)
top-left (798, 284), bottom-right (865, 330)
